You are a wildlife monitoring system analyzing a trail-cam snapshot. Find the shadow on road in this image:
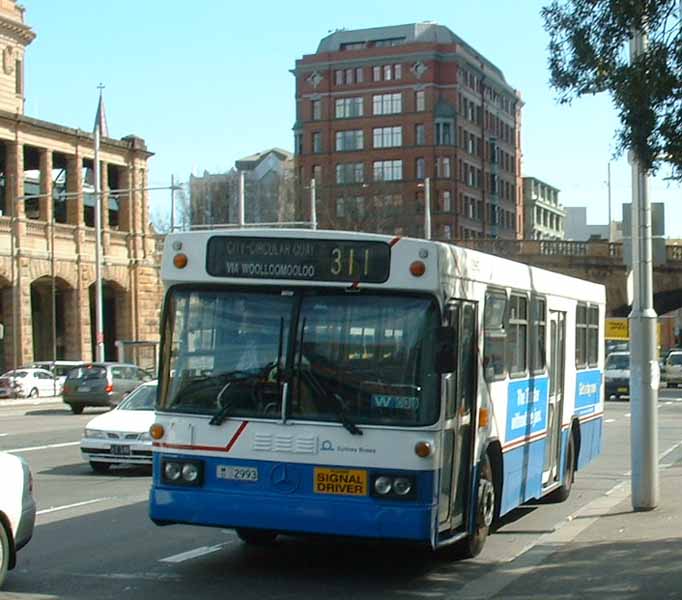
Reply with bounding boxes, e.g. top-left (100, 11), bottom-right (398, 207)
top-left (25, 407), bottom-right (109, 417)
top-left (40, 462), bottom-right (152, 478)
